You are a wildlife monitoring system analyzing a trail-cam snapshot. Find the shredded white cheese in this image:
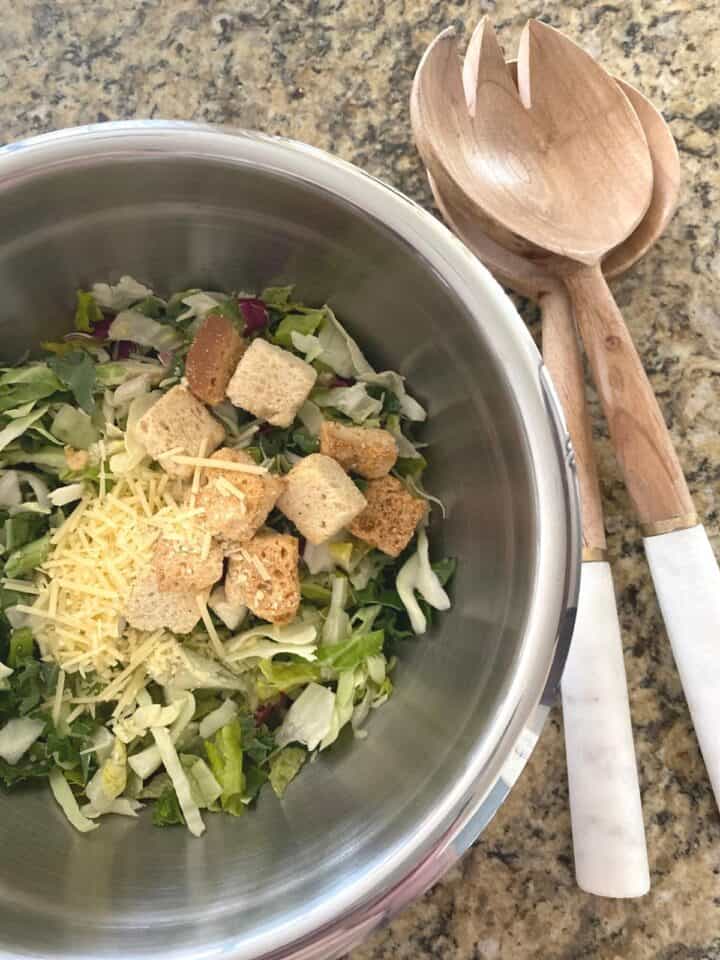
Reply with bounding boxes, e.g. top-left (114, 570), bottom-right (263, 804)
top-left (168, 454), bottom-right (267, 475)
top-left (24, 464), bottom-right (208, 687)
